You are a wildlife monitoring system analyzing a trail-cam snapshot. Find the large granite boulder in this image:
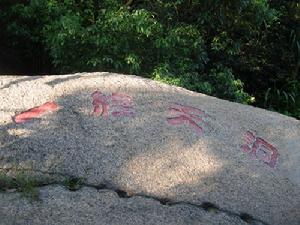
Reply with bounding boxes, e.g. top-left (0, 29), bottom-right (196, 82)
top-left (0, 73), bottom-right (299, 225)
